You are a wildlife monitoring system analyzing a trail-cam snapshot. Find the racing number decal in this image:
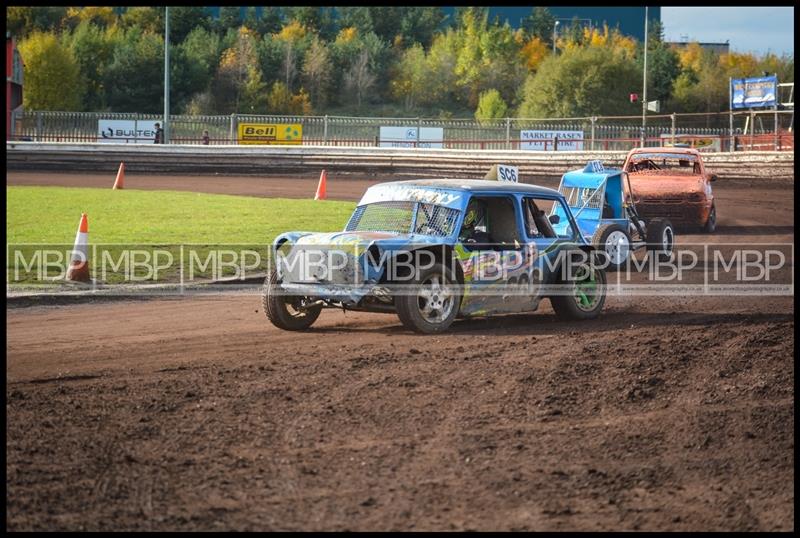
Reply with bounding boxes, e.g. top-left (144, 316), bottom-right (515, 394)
top-left (497, 165), bottom-right (518, 183)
